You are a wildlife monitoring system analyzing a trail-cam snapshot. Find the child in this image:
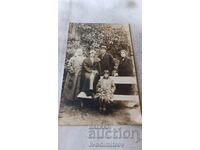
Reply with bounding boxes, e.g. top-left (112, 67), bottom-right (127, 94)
top-left (95, 70), bottom-right (116, 112)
